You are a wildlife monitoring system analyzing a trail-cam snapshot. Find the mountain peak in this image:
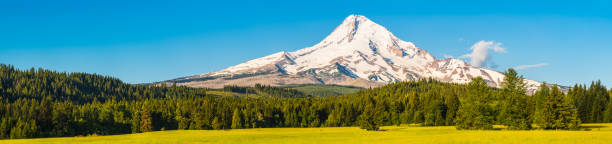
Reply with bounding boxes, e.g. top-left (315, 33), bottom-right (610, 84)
top-left (317, 15), bottom-right (395, 46)
top-left (343, 14), bottom-right (370, 23)
top-left (175, 15), bottom-right (542, 94)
